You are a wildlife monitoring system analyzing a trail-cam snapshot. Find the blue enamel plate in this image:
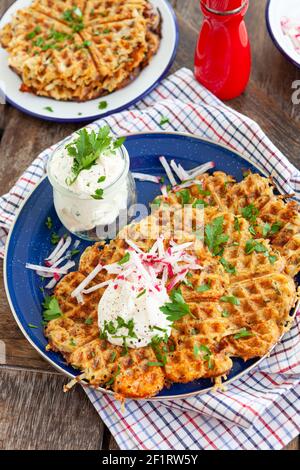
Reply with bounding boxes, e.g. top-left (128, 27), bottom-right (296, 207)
top-left (4, 132), bottom-right (298, 400)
